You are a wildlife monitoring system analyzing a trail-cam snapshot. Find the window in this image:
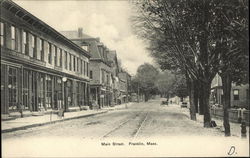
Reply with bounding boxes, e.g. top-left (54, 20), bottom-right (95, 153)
top-left (8, 67), bottom-right (18, 110)
top-left (86, 62), bottom-right (89, 77)
top-left (0, 22), bottom-right (4, 46)
top-left (59, 49), bottom-right (62, 67)
top-left (11, 26), bottom-right (16, 50)
top-left (90, 70), bottom-right (93, 79)
top-left (46, 75), bottom-right (52, 108)
top-left (69, 54), bottom-right (72, 71)
top-left (80, 60), bottom-right (83, 74)
top-left (48, 43), bottom-right (52, 64)
top-left (81, 45), bottom-right (88, 51)
top-left (38, 38), bottom-right (44, 61)
top-left (31, 35), bottom-right (36, 58)
top-left (64, 51), bottom-right (68, 69)
top-left (37, 38), bottom-right (41, 60)
top-left (22, 31), bottom-right (28, 54)
top-left (233, 89), bottom-right (239, 100)
top-left (83, 61), bottom-right (86, 76)
top-left (76, 57), bottom-right (79, 72)
top-left (73, 56), bottom-right (76, 71)
top-left (54, 46), bottom-right (57, 66)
